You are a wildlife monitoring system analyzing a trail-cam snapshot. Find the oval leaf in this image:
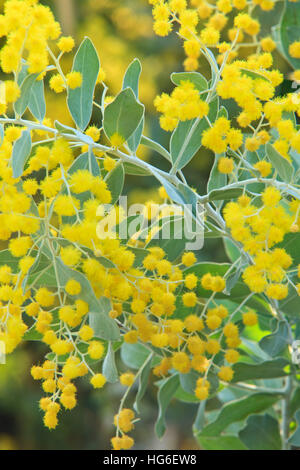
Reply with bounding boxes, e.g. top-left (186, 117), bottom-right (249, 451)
top-left (207, 153), bottom-right (227, 193)
top-left (134, 353), bottom-right (153, 413)
top-left (29, 79), bottom-right (46, 122)
top-left (232, 358), bottom-right (290, 383)
top-left (123, 58), bottom-right (141, 97)
top-left (239, 414), bottom-right (282, 450)
top-left (89, 296), bottom-right (120, 342)
top-left (199, 393), bottom-right (281, 437)
top-left (123, 58), bottom-right (143, 152)
top-left (259, 320), bottom-right (290, 357)
top-left (14, 73), bottom-right (38, 117)
top-left (121, 342), bottom-right (152, 370)
top-left (266, 143), bottom-right (294, 182)
top-left (208, 187), bottom-right (244, 202)
top-left (105, 163), bottom-right (124, 204)
top-left (155, 374), bottom-right (180, 439)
